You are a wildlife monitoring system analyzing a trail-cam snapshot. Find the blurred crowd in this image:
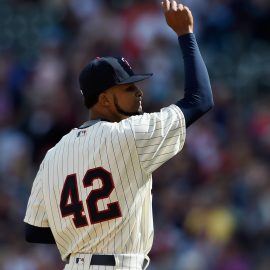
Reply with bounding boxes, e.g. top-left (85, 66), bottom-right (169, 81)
top-left (0, 0), bottom-right (270, 269)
